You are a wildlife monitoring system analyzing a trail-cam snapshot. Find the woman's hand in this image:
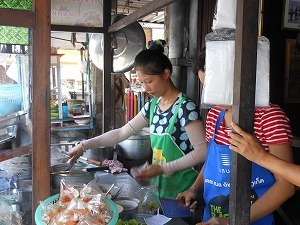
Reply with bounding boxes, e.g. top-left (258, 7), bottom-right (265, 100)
top-left (135, 164), bottom-right (164, 179)
top-left (176, 189), bottom-right (197, 212)
top-left (228, 122), bottom-right (267, 163)
top-left (68, 143), bottom-right (84, 164)
top-left (197, 217), bottom-right (229, 225)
